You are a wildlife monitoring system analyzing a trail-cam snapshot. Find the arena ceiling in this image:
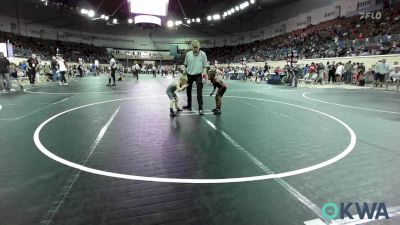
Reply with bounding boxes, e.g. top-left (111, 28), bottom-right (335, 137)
top-left (0, 0), bottom-right (298, 38)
